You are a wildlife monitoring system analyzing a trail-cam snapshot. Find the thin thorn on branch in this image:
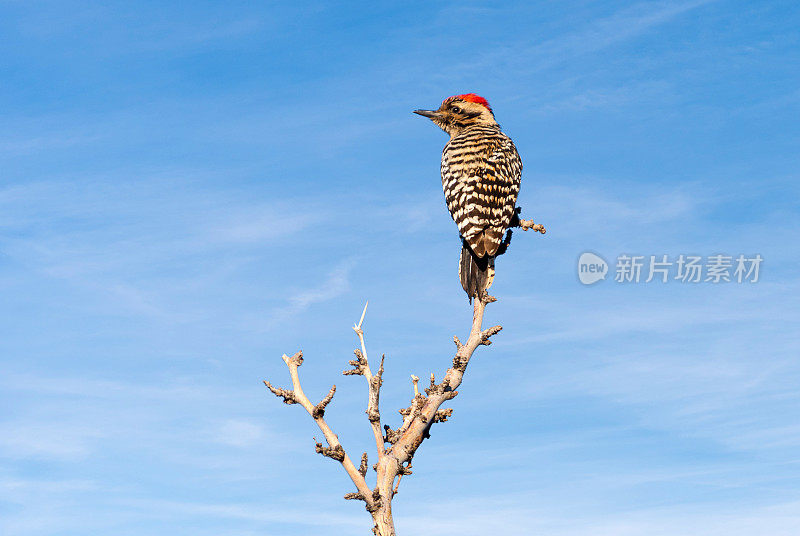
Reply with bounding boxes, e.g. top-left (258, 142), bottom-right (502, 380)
top-left (353, 301), bottom-right (369, 334)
